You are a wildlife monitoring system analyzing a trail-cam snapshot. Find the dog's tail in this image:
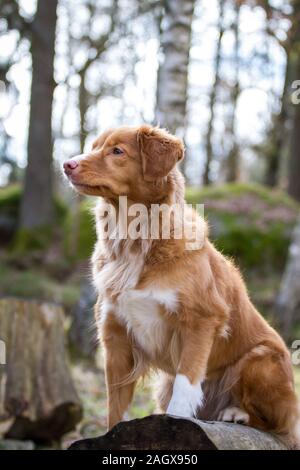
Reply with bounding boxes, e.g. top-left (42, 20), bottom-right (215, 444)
top-left (277, 403), bottom-right (300, 450)
top-left (287, 419), bottom-right (300, 450)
